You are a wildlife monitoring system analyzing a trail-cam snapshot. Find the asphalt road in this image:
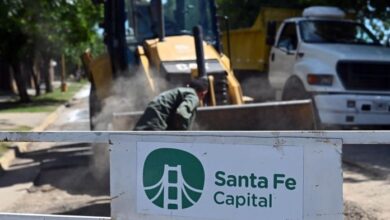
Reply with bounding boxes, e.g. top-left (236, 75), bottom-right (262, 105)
top-left (343, 144), bottom-right (390, 177)
top-left (0, 85), bottom-right (111, 216)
